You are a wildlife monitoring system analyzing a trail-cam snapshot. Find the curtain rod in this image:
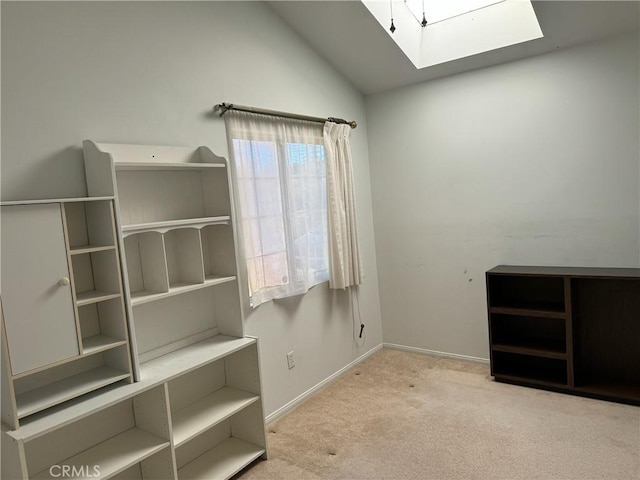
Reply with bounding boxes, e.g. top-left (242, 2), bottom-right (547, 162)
top-left (214, 102), bottom-right (357, 129)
